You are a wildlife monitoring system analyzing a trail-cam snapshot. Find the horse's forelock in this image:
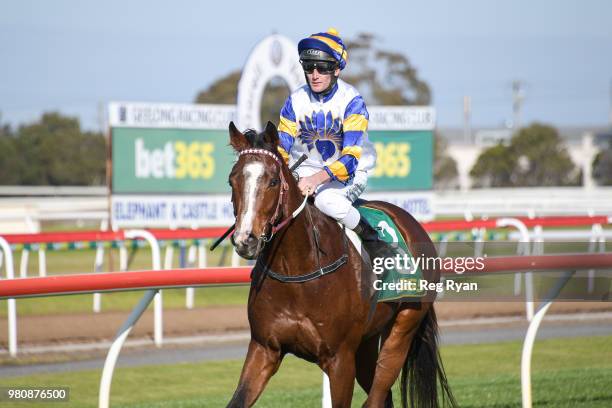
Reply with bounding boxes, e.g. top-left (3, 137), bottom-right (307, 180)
top-left (241, 129), bottom-right (283, 162)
